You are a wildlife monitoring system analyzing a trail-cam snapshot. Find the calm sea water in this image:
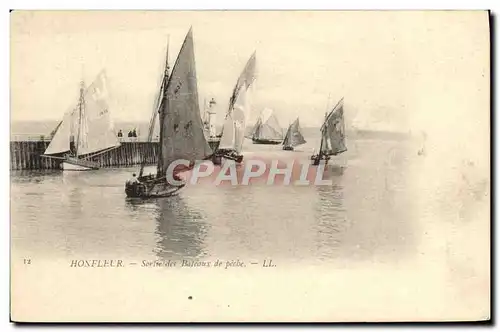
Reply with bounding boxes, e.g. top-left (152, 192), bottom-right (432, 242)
top-left (11, 129), bottom-right (419, 266)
